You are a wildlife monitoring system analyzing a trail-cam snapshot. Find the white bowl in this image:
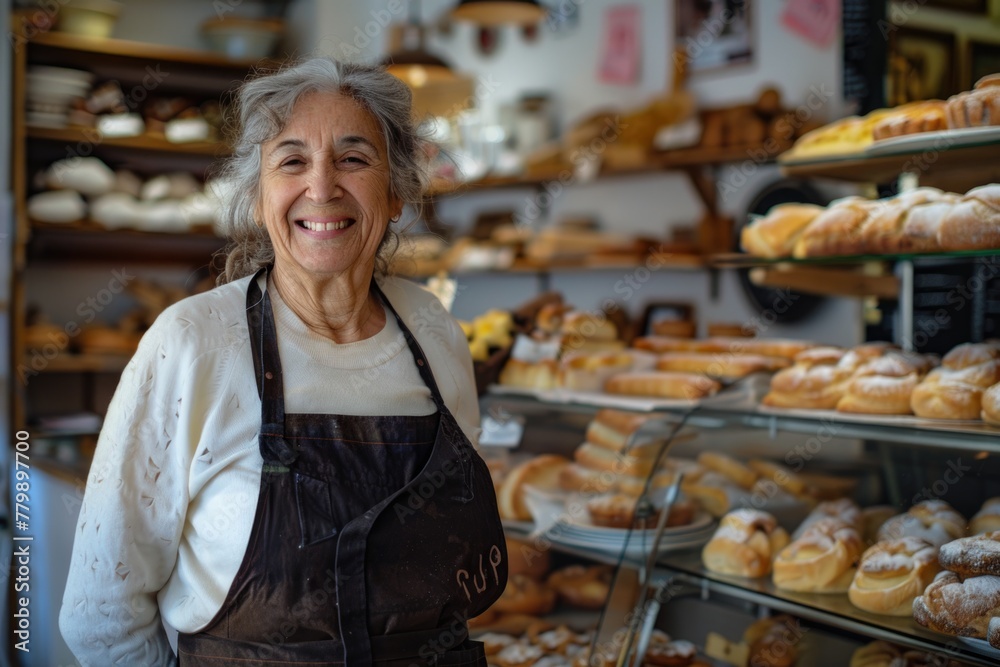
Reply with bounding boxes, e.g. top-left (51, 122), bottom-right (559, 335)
top-left (201, 17), bottom-right (283, 60)
top-left (56, 0), bottom-right (122, 38)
